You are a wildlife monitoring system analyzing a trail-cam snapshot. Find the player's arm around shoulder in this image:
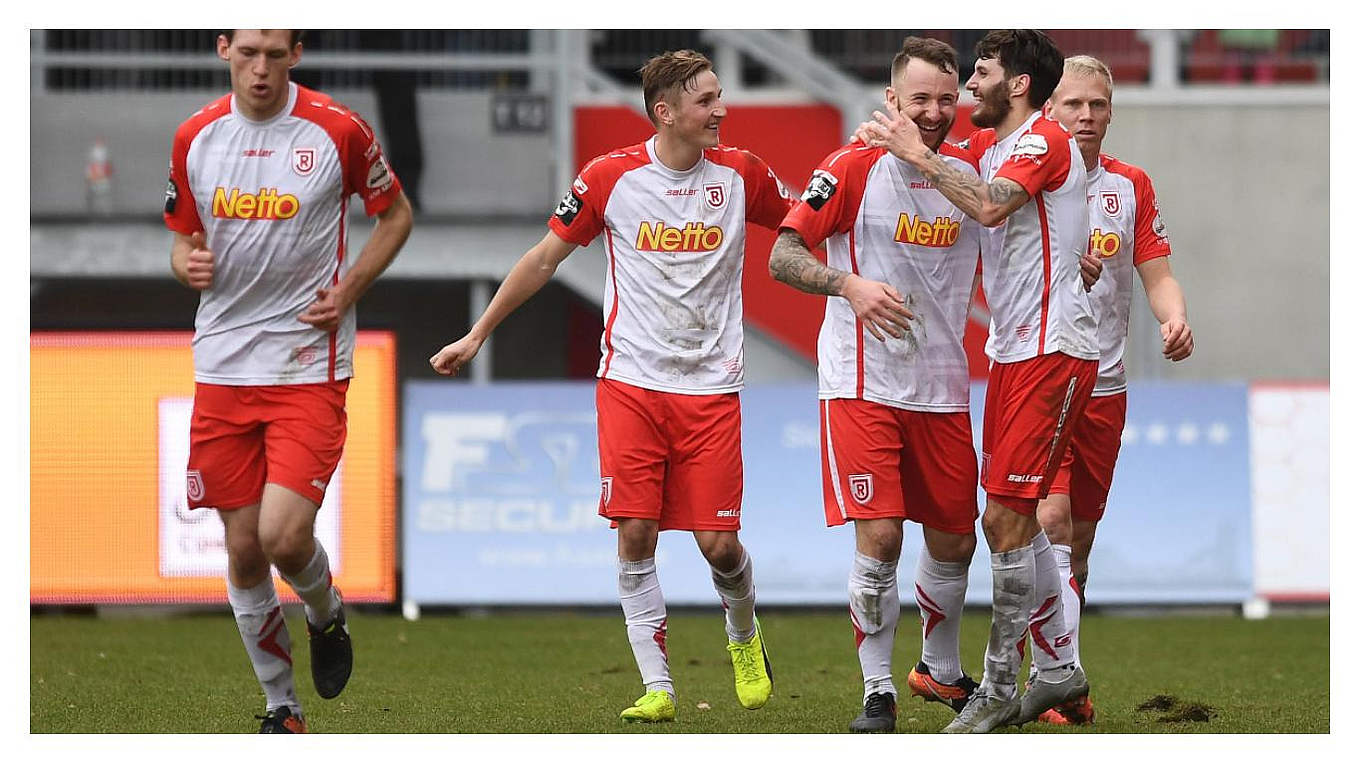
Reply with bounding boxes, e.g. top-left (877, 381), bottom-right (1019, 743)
top-left (429, 230), bottom-right (577, 377)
